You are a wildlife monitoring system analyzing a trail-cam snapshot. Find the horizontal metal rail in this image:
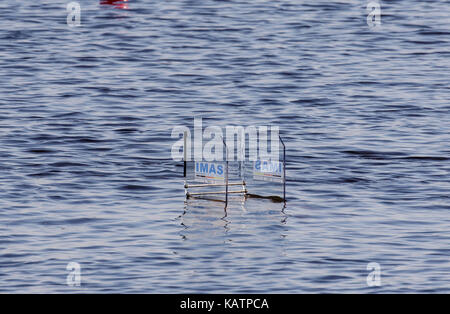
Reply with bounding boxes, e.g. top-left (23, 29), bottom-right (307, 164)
top-left (187, 190), bottom-right (247, 197)
top-left (185, 181), bottom-right (245, 189)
